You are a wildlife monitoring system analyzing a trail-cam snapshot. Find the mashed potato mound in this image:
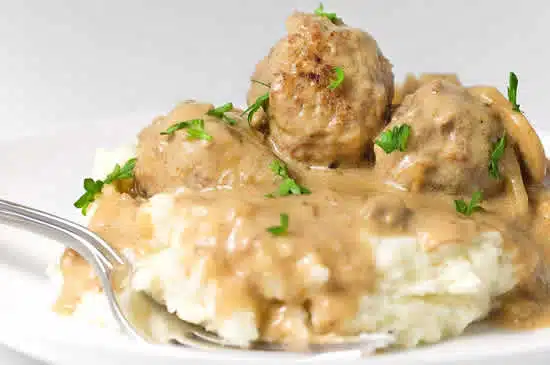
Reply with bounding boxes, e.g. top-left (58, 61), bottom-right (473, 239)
top-left (131, 208), bottom-right (517, 347)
